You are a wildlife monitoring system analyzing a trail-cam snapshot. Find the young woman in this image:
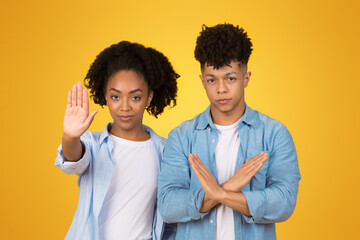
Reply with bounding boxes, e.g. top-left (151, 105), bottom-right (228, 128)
top-left (55, 41), bottom-right (179, 240)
